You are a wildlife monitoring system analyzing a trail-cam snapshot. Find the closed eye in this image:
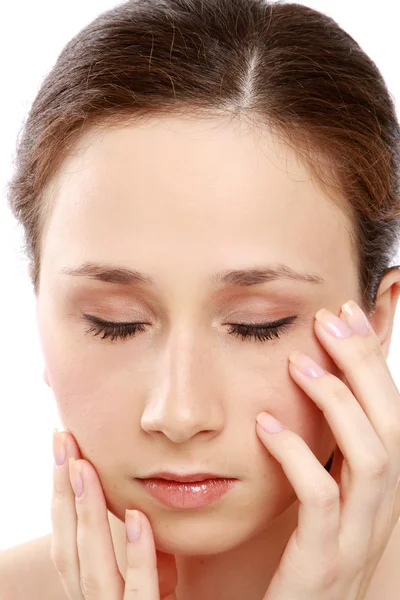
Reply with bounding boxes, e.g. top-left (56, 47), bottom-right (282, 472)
top-left (82, 314), bottom-right (298, 343)
top-left (83, 314), bottom-right (147, 341)
top-left (226, 316), bottom-right (297, 342)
